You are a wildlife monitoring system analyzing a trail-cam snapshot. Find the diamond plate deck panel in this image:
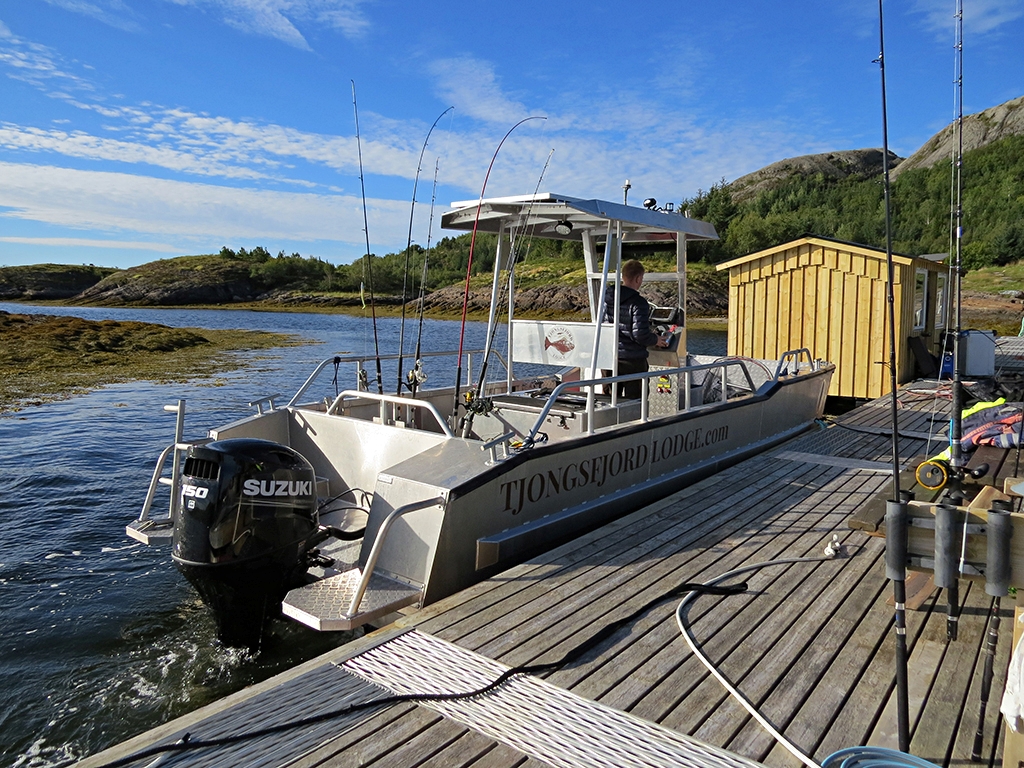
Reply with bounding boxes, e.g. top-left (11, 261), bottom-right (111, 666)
top-left (341, 629), bottom-right (767, 768)
top-left (282, 568), bottom-right (421, 630)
